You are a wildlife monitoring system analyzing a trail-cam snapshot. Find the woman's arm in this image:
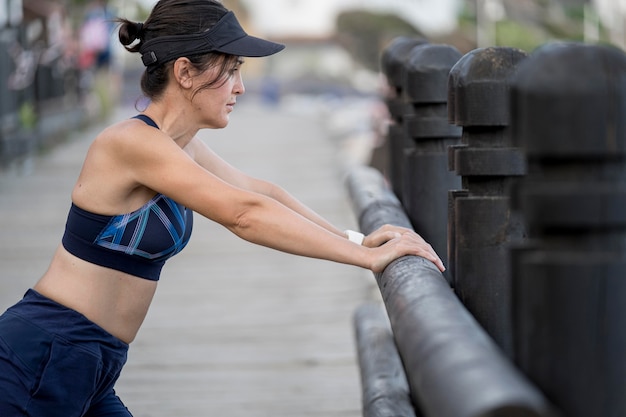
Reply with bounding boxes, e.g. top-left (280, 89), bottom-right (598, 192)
top-left (186, 137), bottom-right (346, 236)
top-left (115, 128), bottom-right (444, 273)
top-left (186, 137), bottom-right (423, 249)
